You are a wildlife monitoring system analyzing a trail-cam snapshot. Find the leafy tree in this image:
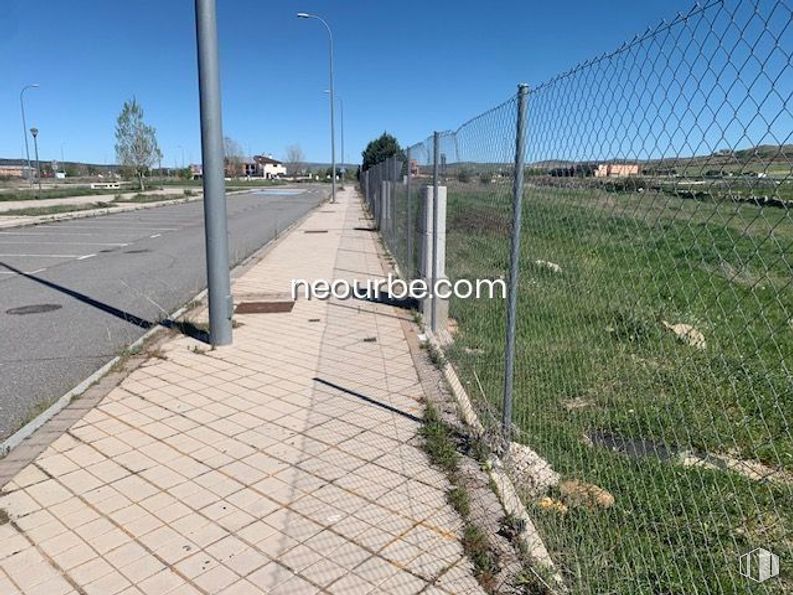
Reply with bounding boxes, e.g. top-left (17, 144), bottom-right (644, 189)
top-left (361, 132), bottom-right (403, 171)
top-left (114, 98), bottom-right (162, 190)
